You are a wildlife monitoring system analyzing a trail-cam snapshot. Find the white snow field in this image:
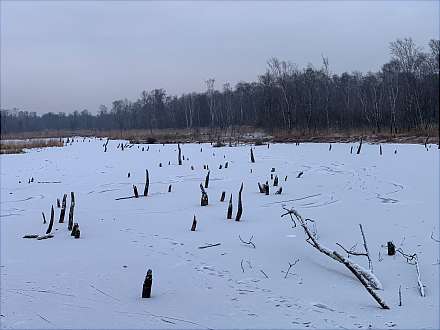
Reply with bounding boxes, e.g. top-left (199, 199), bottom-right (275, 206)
top-left (0, 139), bottom-right (438, 329)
